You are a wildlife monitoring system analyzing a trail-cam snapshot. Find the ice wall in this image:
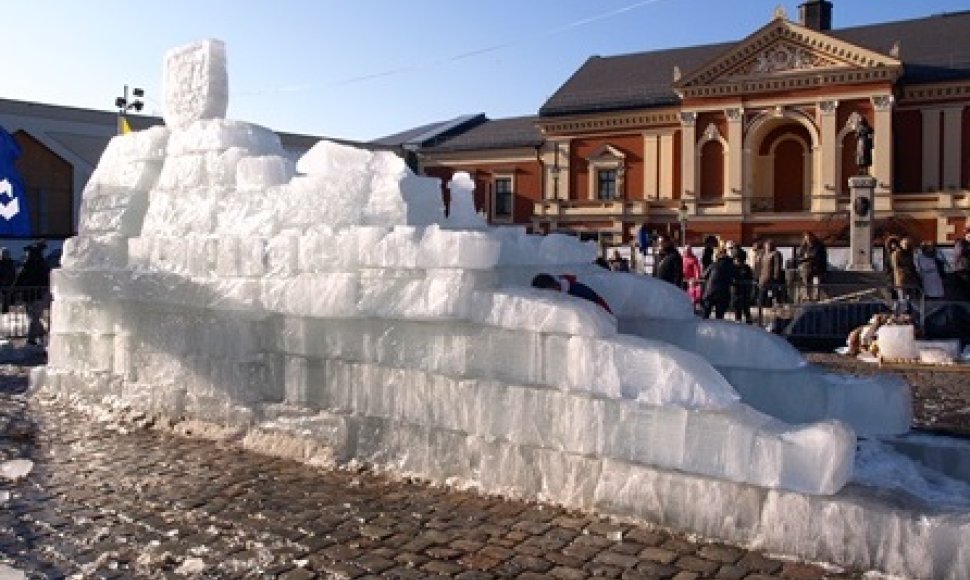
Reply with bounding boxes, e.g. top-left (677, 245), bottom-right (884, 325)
top-left (33, 38), bottom-right (969, 579)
